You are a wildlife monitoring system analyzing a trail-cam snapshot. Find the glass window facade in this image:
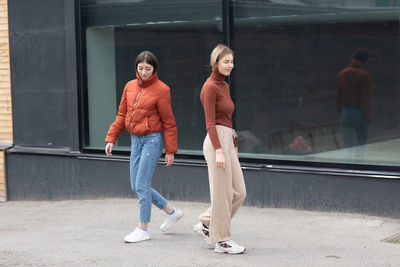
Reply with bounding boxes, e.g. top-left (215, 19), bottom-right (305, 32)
top-left (231, 0), bottom-right (400, 166)
top-left (81, 0), bottom-right (400, 167)
top-left (81, 0), bottom-right (223, 154)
